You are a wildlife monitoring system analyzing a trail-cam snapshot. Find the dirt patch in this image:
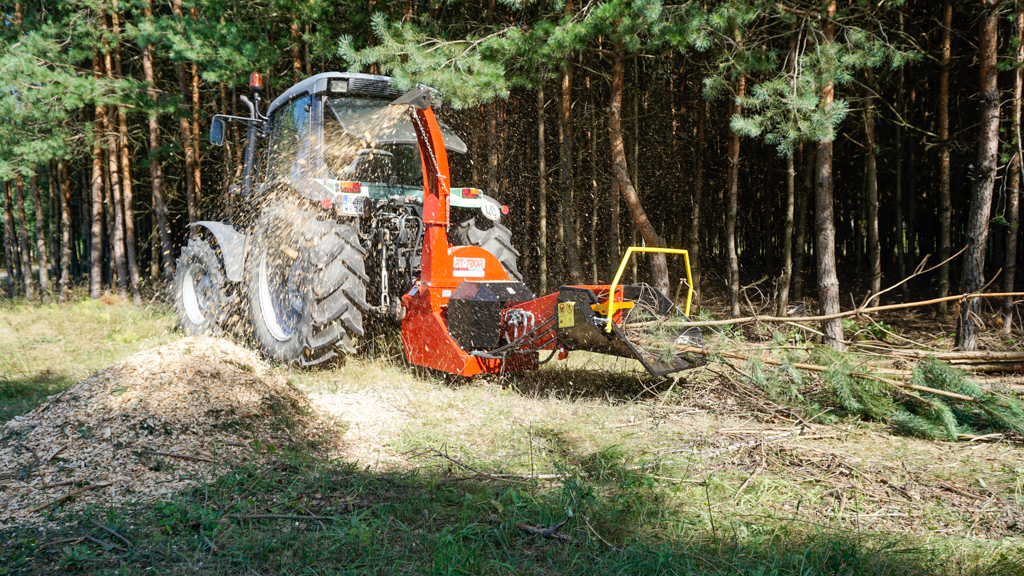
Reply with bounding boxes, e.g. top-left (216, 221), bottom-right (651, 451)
top-left (307, 390), bottom-right (409, 468)
top-left (0, 337), bottom-right (331, 527)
